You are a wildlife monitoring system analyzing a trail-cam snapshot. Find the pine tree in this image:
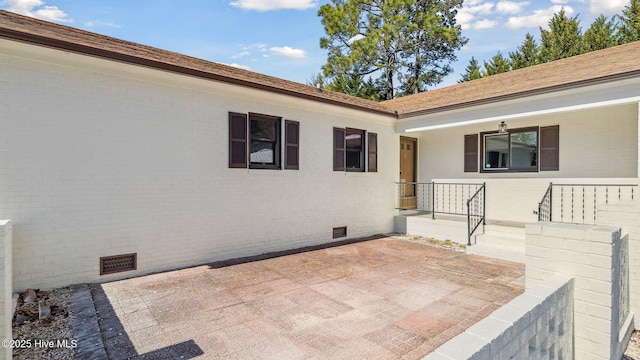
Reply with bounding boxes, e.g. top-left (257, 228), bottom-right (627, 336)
top-left (483, 52), bottom-right (511, 76)
top-left (318, 0), bottom-right (467, 99)
top-left (583, 15), bottom-right (617, 51)
top-left (539, 9), bottom-right (584, 62)
top-left (617, 0), bottom-right (640, 44)
top-left (399, 0), bottom-right (467, 95)
top-left (458, 57), bottom-right (483, 83)
top-left (509, 33), bottom-right (540, 70)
